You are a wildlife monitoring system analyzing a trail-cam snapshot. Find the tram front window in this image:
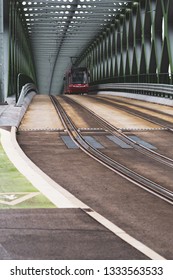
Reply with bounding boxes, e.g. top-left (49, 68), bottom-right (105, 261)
top-left (72, 71), bottom-right (88, 84)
